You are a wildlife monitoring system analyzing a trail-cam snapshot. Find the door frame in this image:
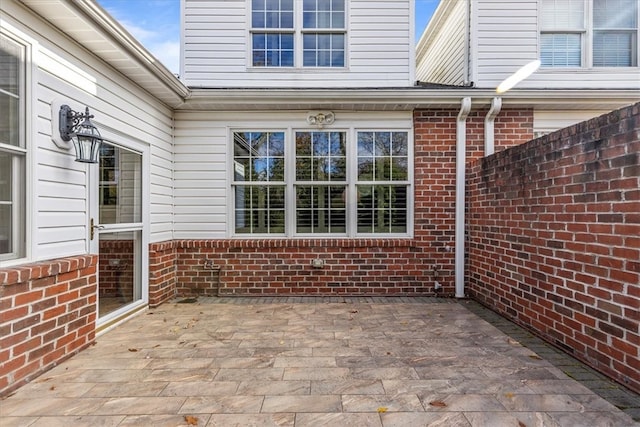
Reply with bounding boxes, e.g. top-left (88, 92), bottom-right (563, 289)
top-left (88, 125), bottom-right (150, 329)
